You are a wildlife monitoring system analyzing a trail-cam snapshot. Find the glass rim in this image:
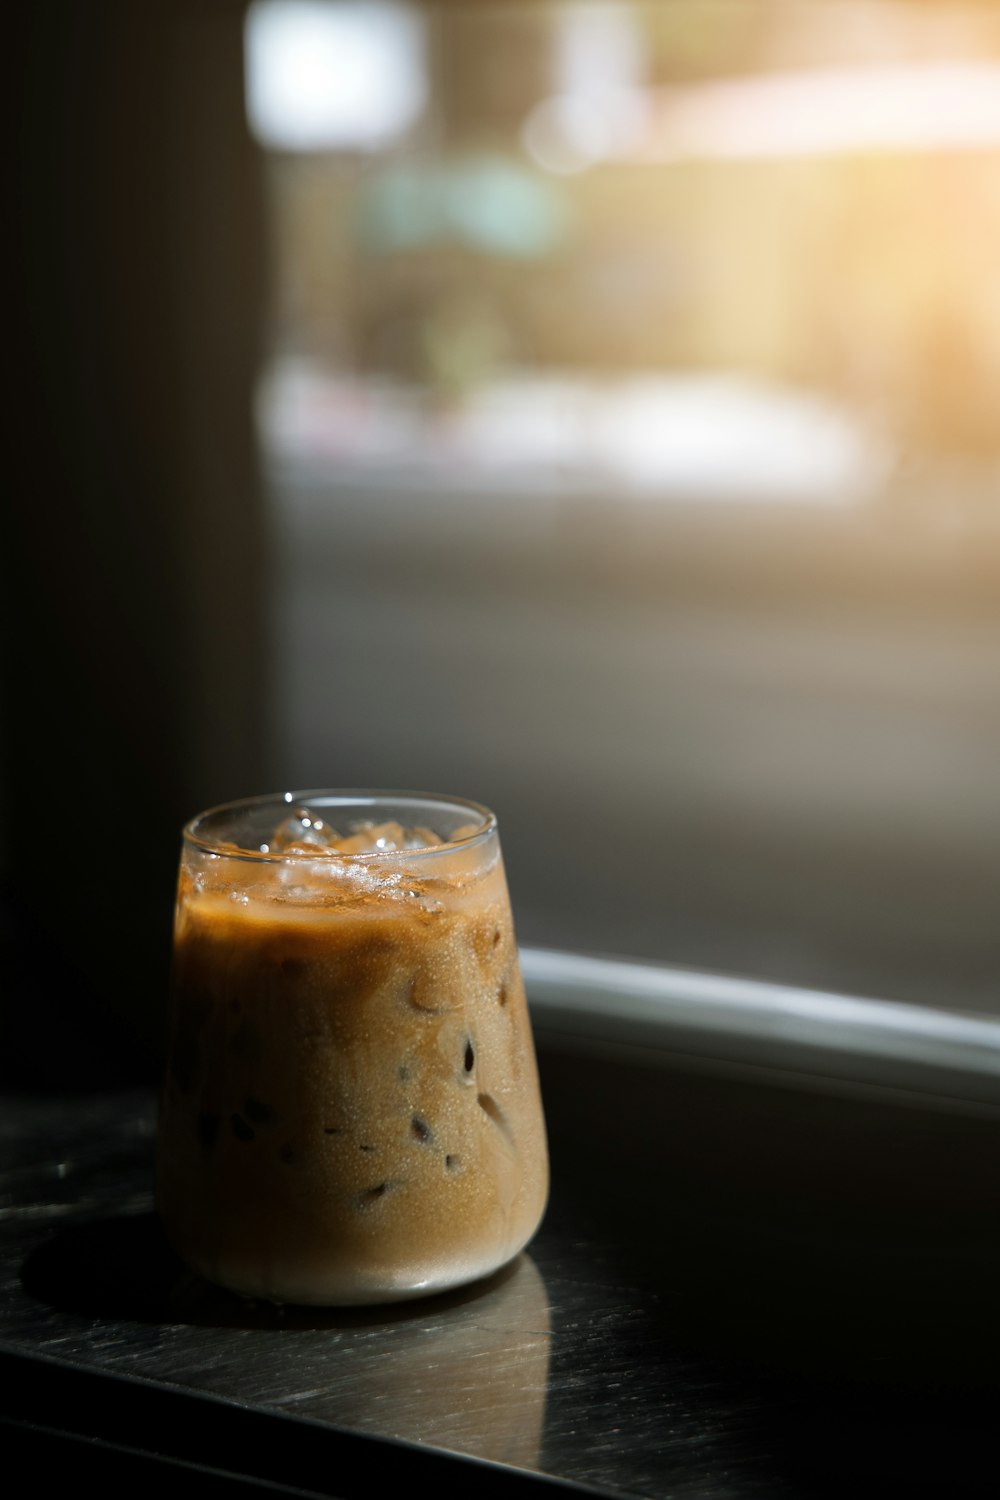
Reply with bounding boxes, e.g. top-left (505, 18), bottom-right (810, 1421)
top-left (182, 789), bottom-right (498, 864)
